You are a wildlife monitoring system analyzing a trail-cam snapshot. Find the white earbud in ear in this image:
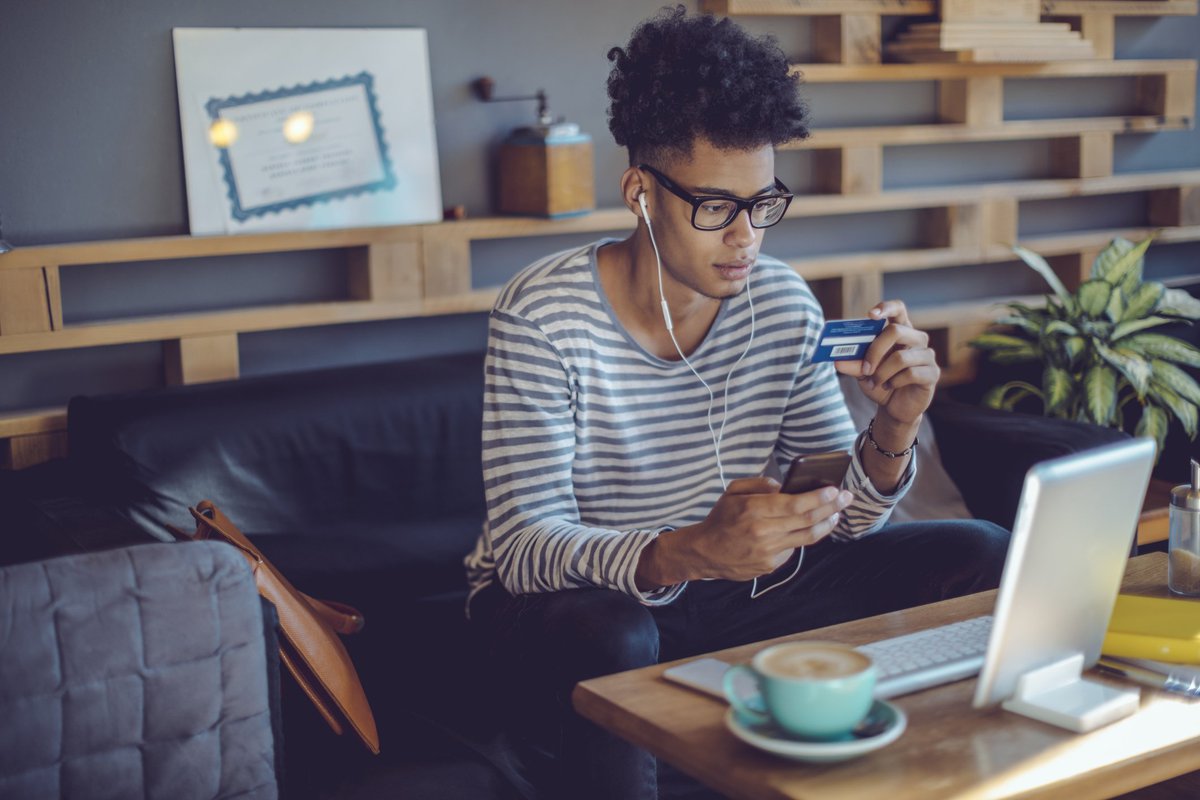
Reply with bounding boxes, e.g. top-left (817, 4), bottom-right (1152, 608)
top-left (639, 191), bottom-right (672, 332)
